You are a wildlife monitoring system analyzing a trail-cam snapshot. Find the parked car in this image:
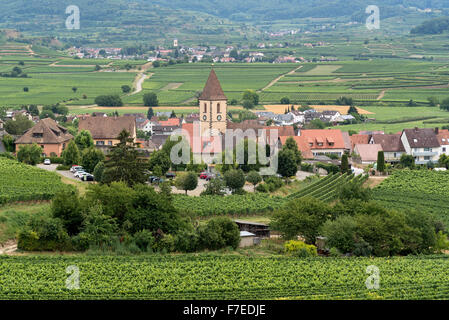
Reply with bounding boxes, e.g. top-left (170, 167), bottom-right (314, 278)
top-left (149, 176), bottom-right (164, 184)
top-left (205, 173), bottom-right (216, 181)
top-left (73, 167), bottom-right (84, 174)
top-left (166, 172), bottom-right (176, 179)
top-left (43, 159), bottom-right (51, 165)
top-left (199, 172), bottom-right (208, 179)
top-left (82, 174), bottom-right (94, 181)
top-left (74, 171), bottom-right (87, 178)
top-left (70, 165), bottom-right (82, 173)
